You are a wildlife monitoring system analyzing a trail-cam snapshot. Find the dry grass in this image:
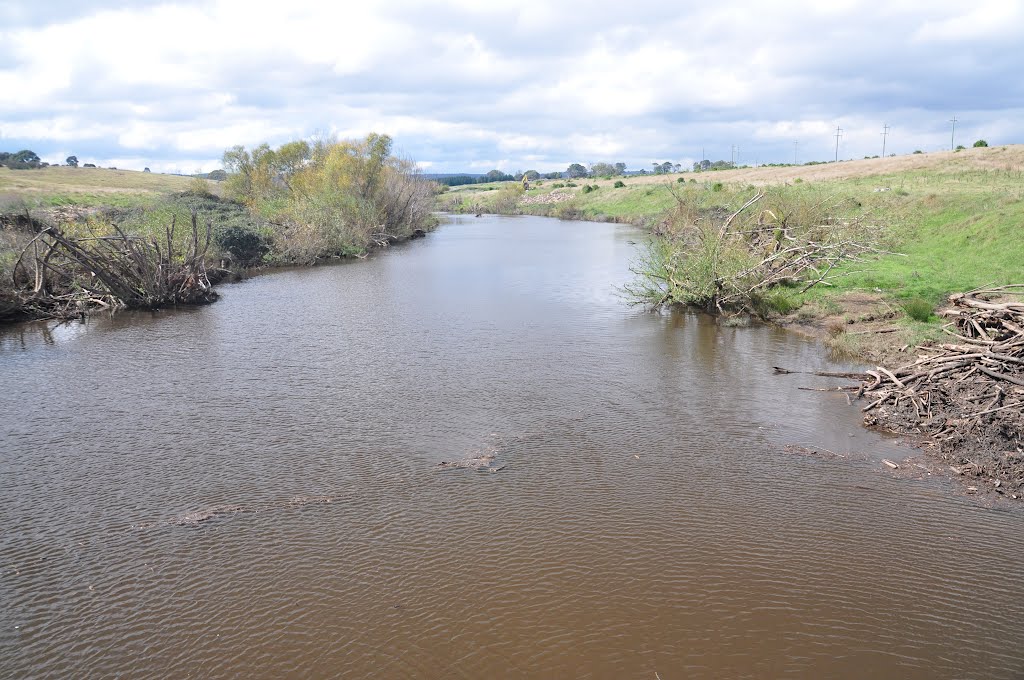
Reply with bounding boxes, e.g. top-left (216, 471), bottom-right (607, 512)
top-left (0, 166), bottom-right (209, 200)
top-left (606, 144), bottom-right (1024, 188)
